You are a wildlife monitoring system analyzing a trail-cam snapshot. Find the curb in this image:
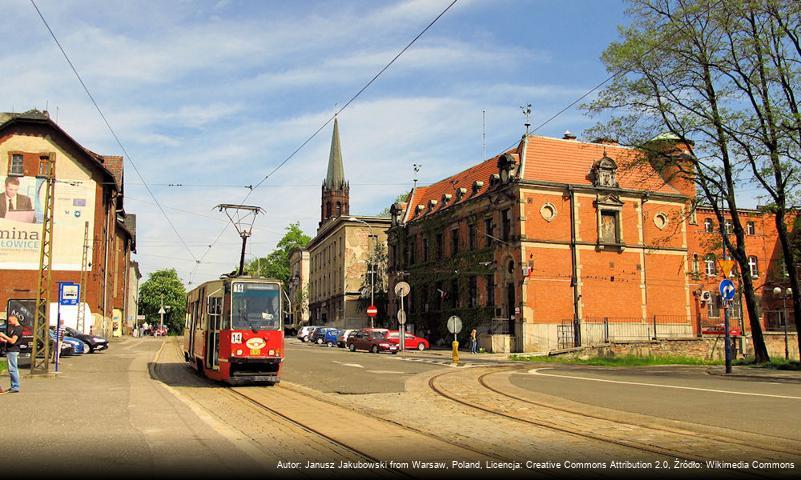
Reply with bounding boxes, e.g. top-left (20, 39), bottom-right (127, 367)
top-left (705, 368), bottom-right (801, 384)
